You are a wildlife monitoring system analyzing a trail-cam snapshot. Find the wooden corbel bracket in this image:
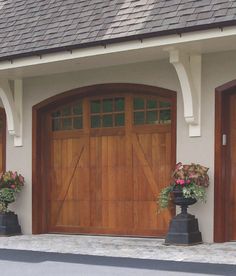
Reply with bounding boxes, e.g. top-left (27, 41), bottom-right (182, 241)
top-left (168, 49), bottom-right (202, 137)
